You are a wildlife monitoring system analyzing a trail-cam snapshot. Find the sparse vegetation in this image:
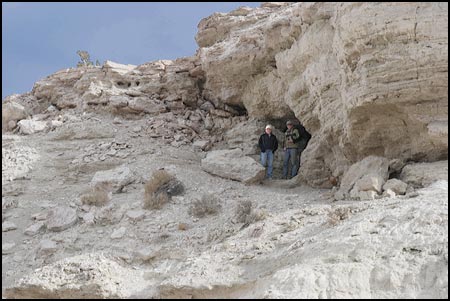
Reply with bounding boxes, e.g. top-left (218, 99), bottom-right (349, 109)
top-left (178, 223), bottom-right (188, 231)
top-left (144, 169), bottom-right (183, 210)
top-left (207, 224), bottom-right (238, 243)
top-left (233, 200), bottom-right (266, 225)
top-left (234, 200), bottom-right (252, 223)
top-left (247, 208), bottom-right (267, 223)
top-left (327, 207), bottom-right (351, 226)
top-left (188, 194), bottom-right (221, 218)
top-left (81, 182), bottom-right (112, 206)
top-left (76, 50), bottom-right (102, 68)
